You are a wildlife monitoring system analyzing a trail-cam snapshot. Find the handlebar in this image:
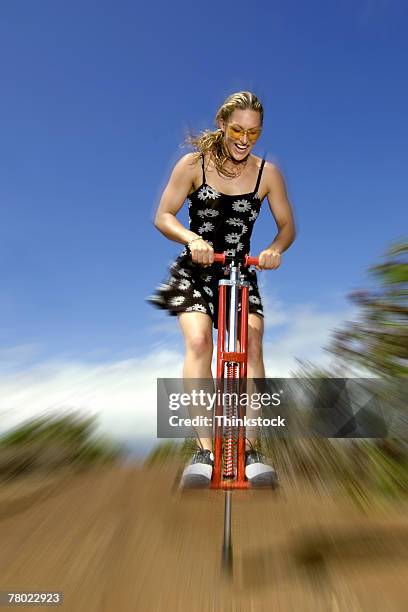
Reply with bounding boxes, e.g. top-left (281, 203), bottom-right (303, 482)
top-left (213, 253), bottom-right (259, 267)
